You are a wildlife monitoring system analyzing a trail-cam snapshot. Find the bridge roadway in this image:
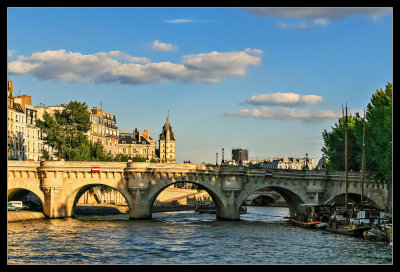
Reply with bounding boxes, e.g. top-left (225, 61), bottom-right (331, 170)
top-left (7, 160), bottom-right (388, 220)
